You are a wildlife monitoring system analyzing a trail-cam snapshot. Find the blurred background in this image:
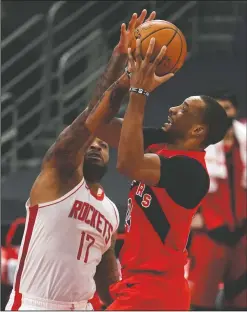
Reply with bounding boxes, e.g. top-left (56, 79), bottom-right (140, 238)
top-left (1, 0), bottom-right (247, 310)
